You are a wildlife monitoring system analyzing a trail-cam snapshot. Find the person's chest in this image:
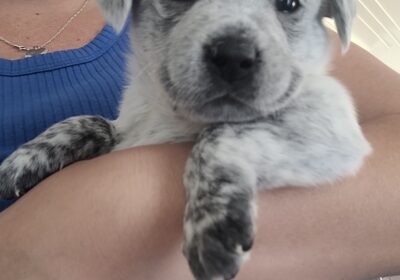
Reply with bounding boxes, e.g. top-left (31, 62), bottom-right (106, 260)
top-left (0, 0), bottom-right (105, 60)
